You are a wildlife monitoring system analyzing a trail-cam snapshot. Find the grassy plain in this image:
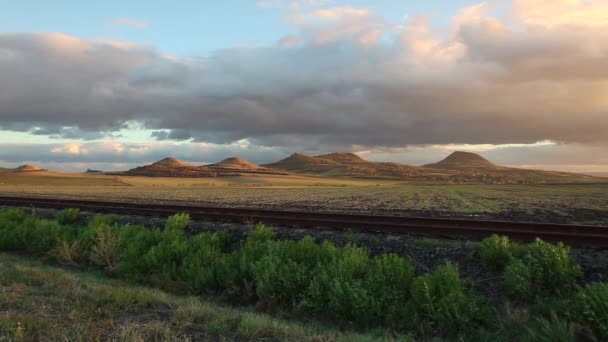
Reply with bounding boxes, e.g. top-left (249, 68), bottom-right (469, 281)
top-left (1, 172), bottom-right (607, 224)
